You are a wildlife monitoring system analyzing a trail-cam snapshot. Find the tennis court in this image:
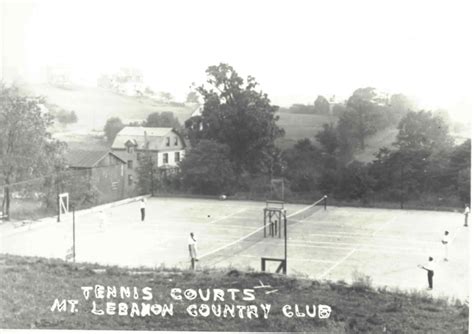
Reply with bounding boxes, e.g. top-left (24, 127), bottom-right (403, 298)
top-left (0, 196), bottom-right (469, 300)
